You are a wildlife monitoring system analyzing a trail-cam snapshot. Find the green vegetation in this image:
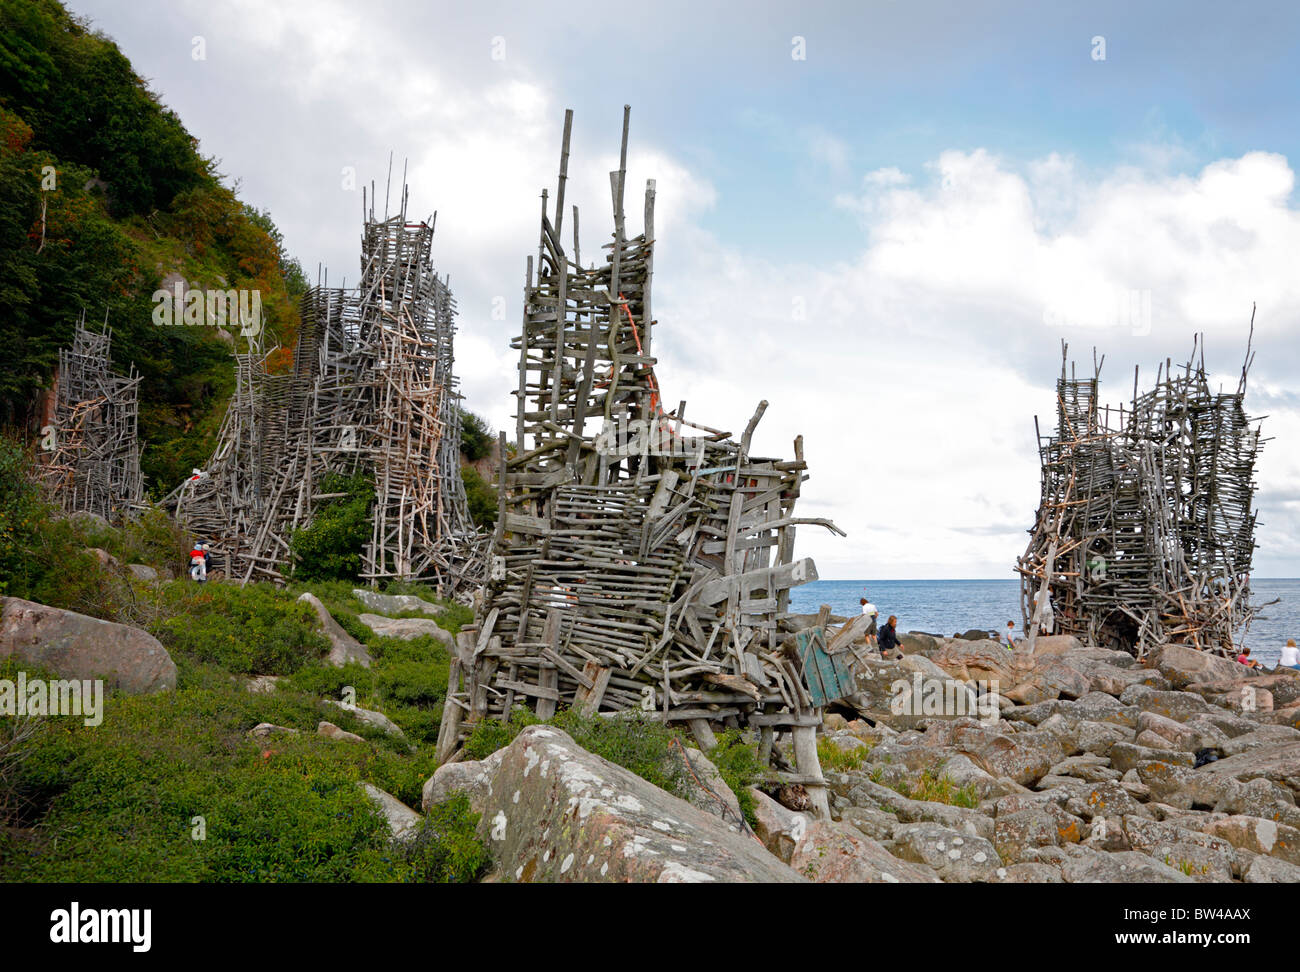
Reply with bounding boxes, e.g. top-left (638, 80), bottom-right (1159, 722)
top-left (288, 472), bottom-right (375, 582)
top-left (459, 411), bottom-right (493, 462)
top-left (707, 730), bottom-right (764, 828)
top-left (0, 0), bottom-right (304, 490)
top-left (460, 466), bottom-right (498, 529)
top-left (891, 769), bottom-right (980, 809)
top-left (0, 657), bottom-right (483, 882)
top-left (817, 735), bottom-right (872, 773)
